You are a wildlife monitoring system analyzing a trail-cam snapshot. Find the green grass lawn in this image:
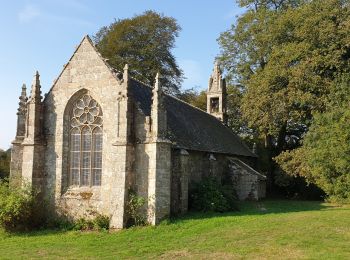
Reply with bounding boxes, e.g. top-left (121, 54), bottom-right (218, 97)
top-left (0, 200), bottom-right (349, 259)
